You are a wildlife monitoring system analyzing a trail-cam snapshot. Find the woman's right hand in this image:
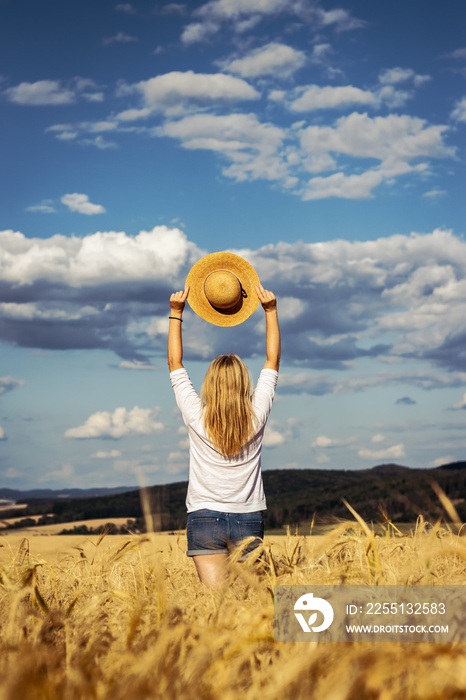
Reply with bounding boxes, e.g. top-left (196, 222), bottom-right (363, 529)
top-left (255, 284), bottom-right (277, 312)
top-left (170, 286), bottom-right (189, 314)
